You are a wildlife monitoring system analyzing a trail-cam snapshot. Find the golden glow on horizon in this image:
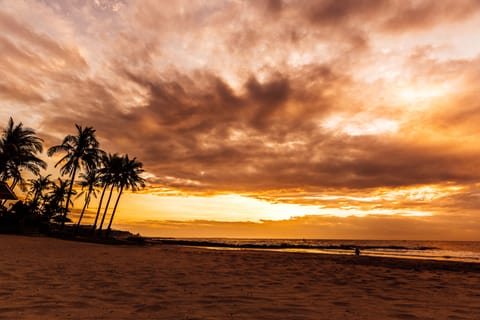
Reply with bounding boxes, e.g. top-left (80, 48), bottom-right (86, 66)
top-left (108, 193), bottom-right (326, 222)
top-left (75, 184), bottom-right (454, 226)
